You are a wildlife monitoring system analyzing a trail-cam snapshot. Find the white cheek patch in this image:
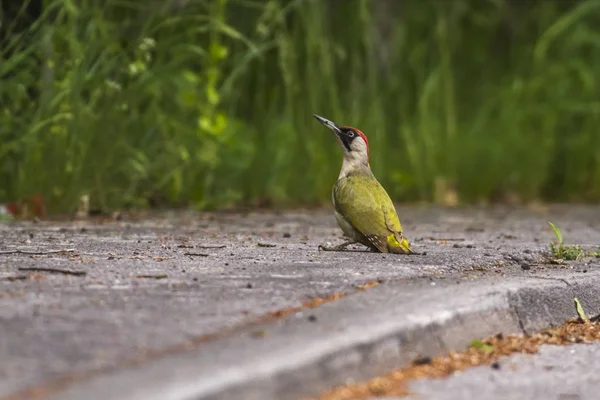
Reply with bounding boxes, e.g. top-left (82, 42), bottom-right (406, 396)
top-left (351, 137), bottom-right (368, 157)
top-left (338, 136), bottom-right (370, 178)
